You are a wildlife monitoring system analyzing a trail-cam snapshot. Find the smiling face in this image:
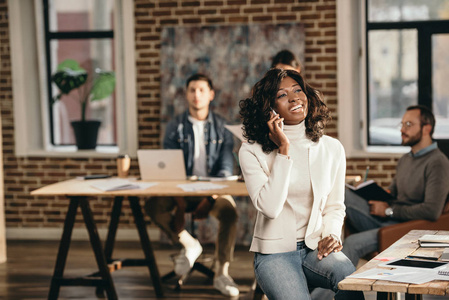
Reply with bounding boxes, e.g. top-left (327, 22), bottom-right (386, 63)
top-left (273, 76), bottom-right (308, 125)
